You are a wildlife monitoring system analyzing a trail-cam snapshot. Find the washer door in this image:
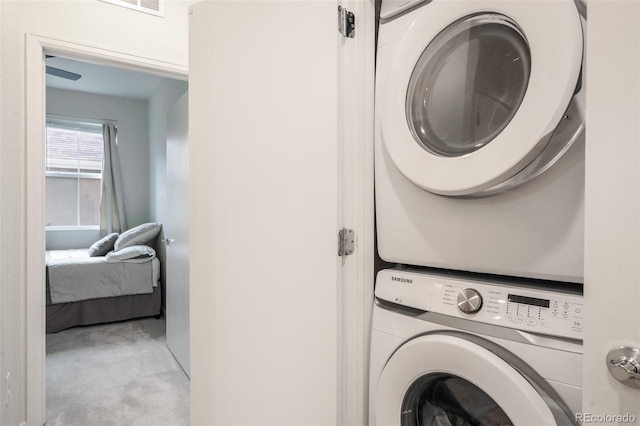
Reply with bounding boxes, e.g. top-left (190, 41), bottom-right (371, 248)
top-left (379, 0), bottom-right (583, 195)
top-left (375, 333), bottom-right (575, 425)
